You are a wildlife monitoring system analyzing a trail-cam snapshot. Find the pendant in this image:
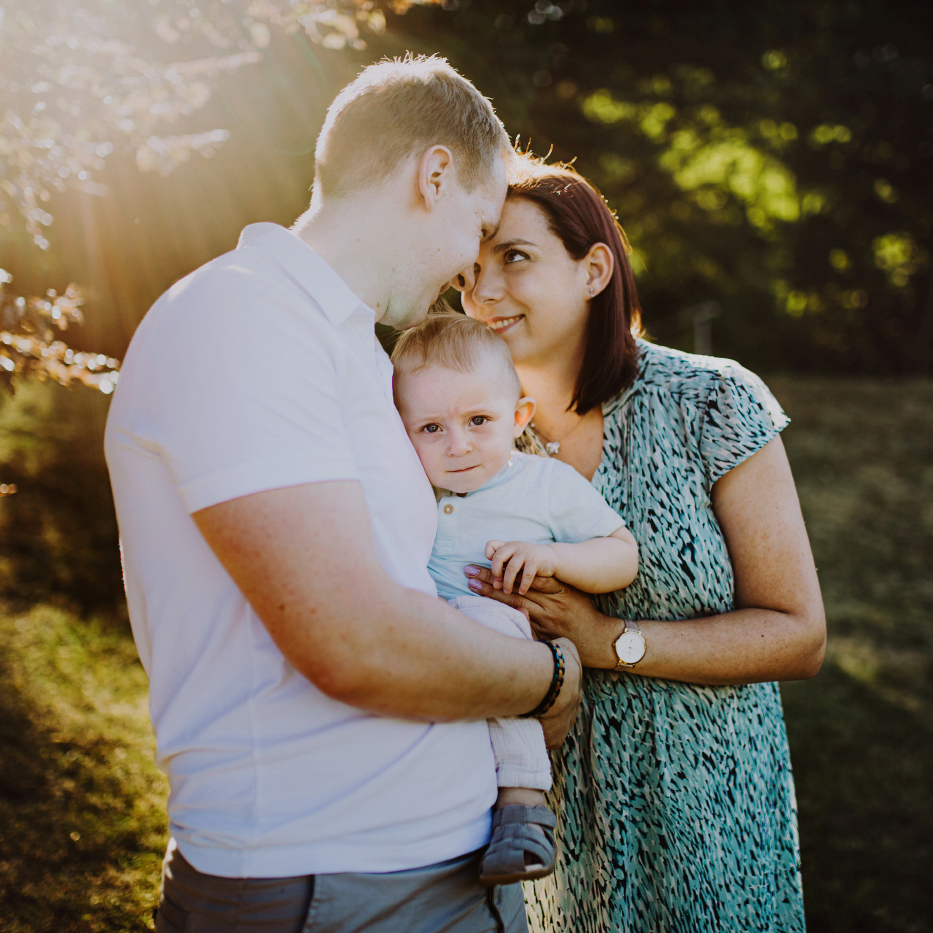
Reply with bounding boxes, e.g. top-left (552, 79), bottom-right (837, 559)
top-left (545, 441), bottom-right (560, 455)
